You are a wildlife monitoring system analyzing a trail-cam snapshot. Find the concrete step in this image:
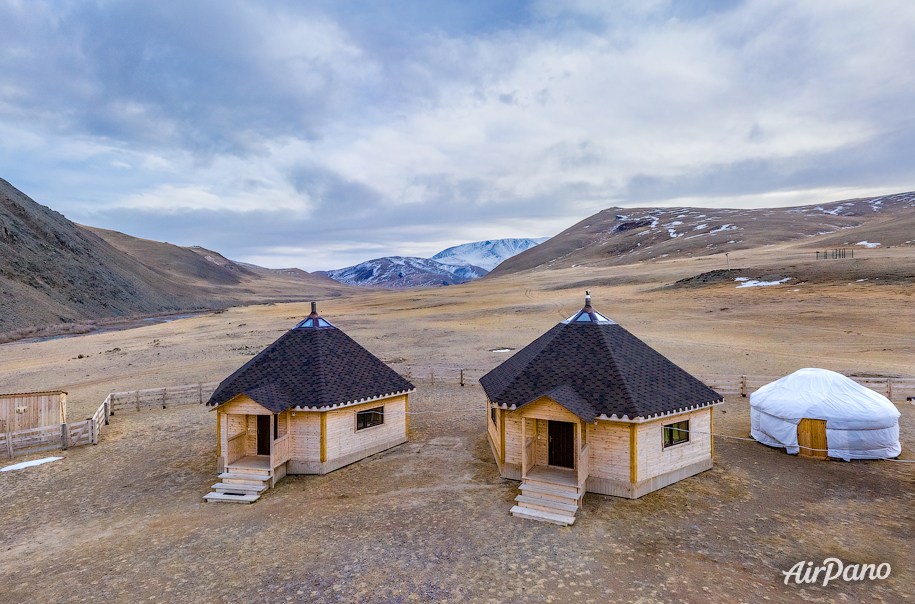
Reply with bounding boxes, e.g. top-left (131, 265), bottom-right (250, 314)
top-left (219, 472), bottom-right (271, 484)
top-left (211, 482), bottom-right (267, 494)
top-left (519, 482), bottom-right (582, 504)
top-left (515, 494), bottom-right (580, 516)
top-left (204, 491), bottom-right (260, 504)
top-left (510, 505), bottom-right (575, 526)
